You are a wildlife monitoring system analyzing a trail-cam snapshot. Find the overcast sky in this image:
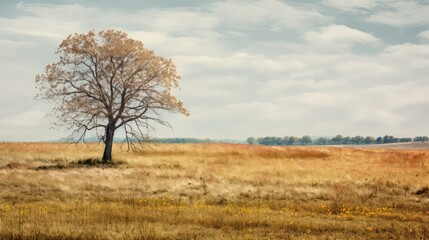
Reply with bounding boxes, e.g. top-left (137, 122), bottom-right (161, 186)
top-left (1, 0), bottom-right (429, 141)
